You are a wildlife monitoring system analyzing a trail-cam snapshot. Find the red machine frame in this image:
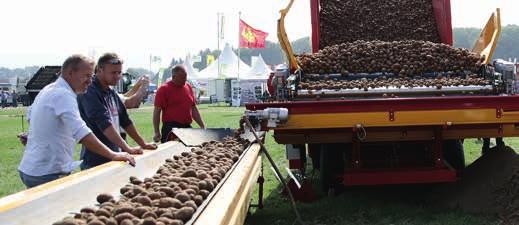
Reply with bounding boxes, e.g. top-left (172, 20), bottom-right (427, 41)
top-left (248, 0), bottom-right (511, 187)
